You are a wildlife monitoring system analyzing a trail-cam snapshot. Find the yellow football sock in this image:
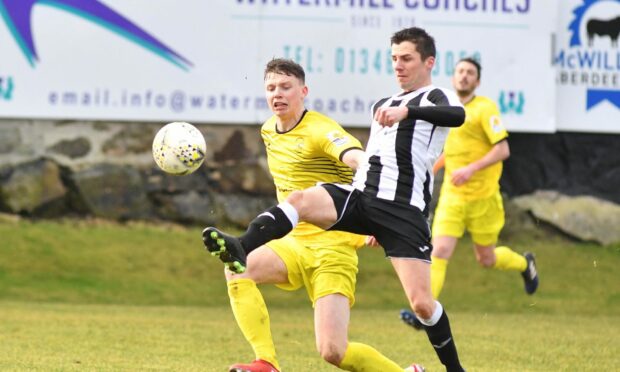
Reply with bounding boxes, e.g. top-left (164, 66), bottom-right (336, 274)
top-left (228, 278), bottom-right (279, 370)
top-left (338, 342), bottom-right (403, 372)
top-left (493, 246), bottom-right (527, 272)
top-left (430, 256), bottom-right (449, 299)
